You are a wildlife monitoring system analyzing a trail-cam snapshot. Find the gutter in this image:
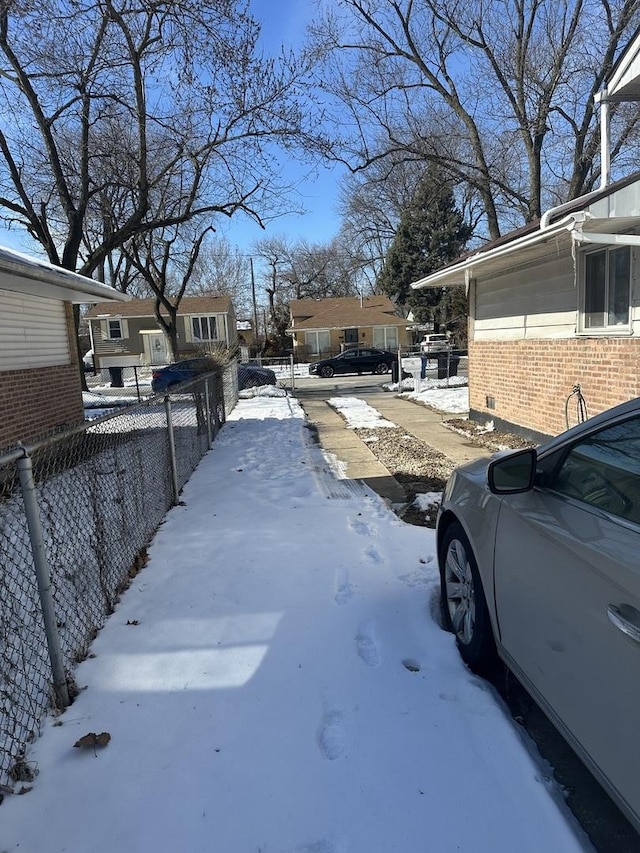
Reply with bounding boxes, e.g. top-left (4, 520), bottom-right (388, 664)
top-left (0, 249), bottom-right (129, 303)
